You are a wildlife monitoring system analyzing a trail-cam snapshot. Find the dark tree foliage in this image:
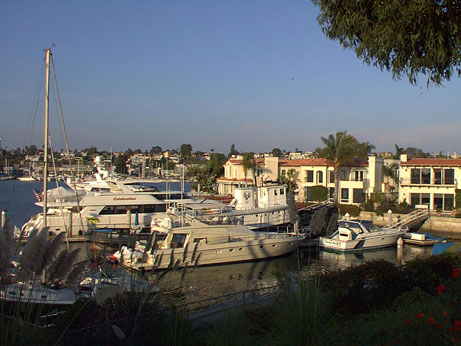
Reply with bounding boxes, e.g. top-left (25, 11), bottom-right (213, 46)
top-left (271, 148), bottom-right (282, 157)
top-left (180, 144), bottom-right (193, 160)
top-left (313, 0), bottom-right (461, 85)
